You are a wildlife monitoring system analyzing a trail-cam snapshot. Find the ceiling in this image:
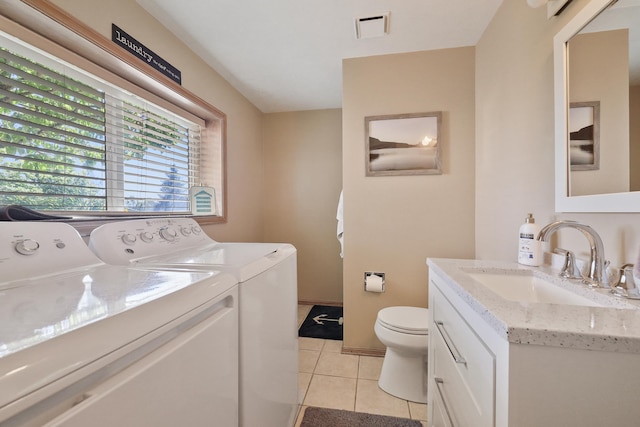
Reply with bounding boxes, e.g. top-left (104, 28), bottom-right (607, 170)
top-left (136, 0), bottom-right (504, 113)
